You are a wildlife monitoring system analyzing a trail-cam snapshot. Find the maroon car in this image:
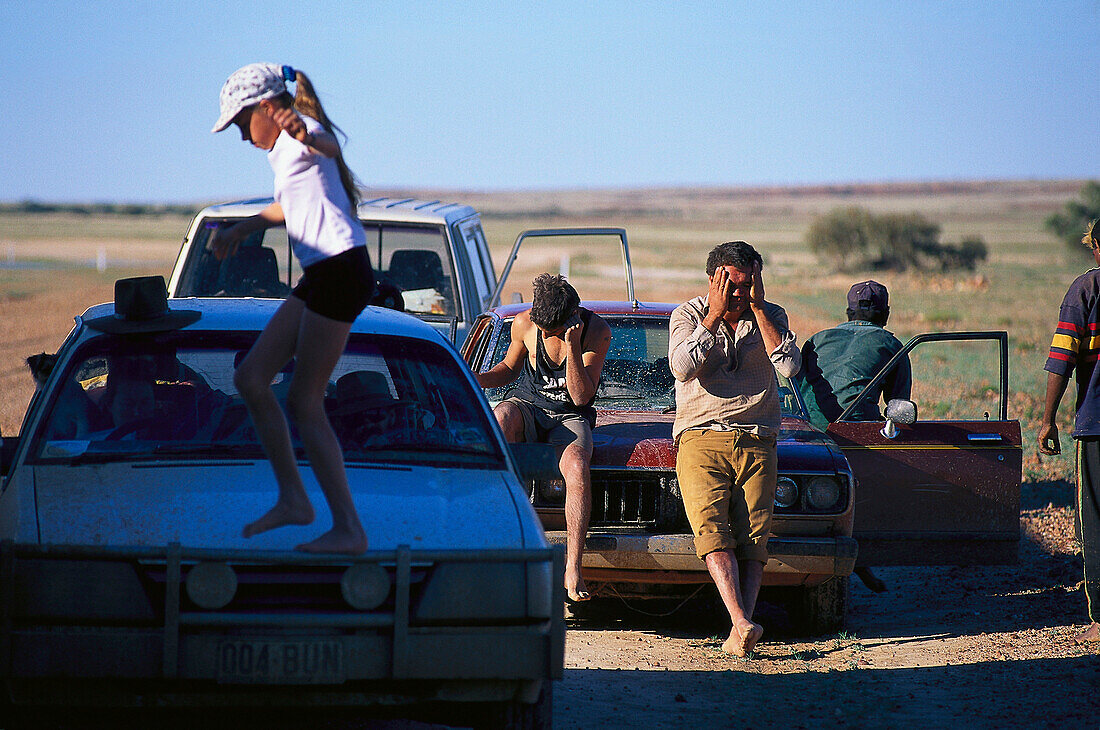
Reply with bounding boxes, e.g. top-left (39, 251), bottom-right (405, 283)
top-left (462, 229), bottom-right (1021, 632)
